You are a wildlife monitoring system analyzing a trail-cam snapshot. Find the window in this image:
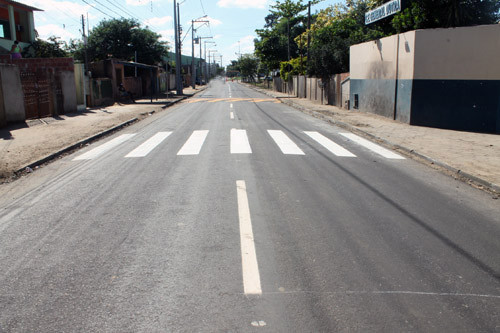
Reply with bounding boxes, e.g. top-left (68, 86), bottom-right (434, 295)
top-left (0, 20), bottom-right (10, 39)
